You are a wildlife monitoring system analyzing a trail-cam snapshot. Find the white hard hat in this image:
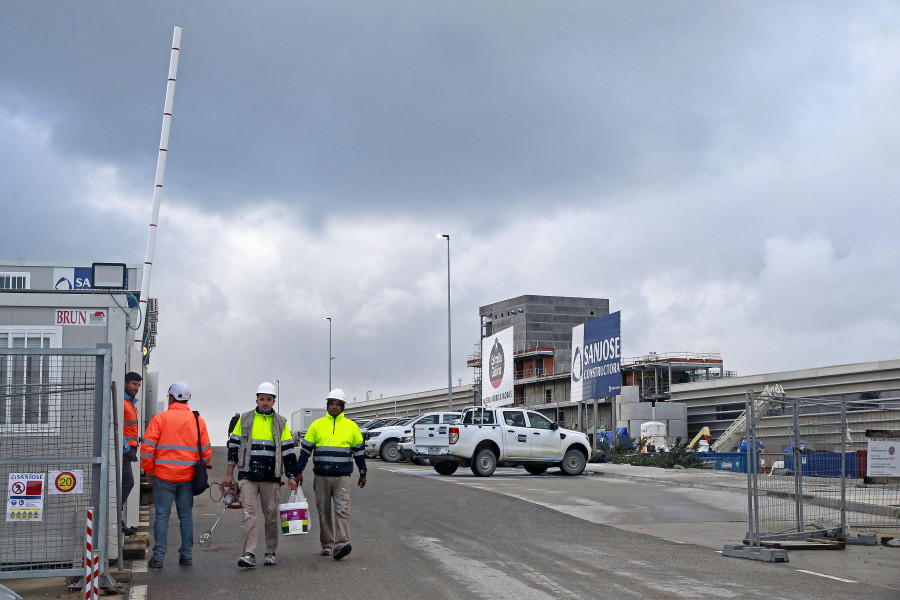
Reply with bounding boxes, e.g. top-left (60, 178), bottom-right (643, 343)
top-left (167, 381), bottom-right (191, 402)
top-left (256, 381), bottom-right (277, 397)
top-left (326, 388), bottom-right (346, 403)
